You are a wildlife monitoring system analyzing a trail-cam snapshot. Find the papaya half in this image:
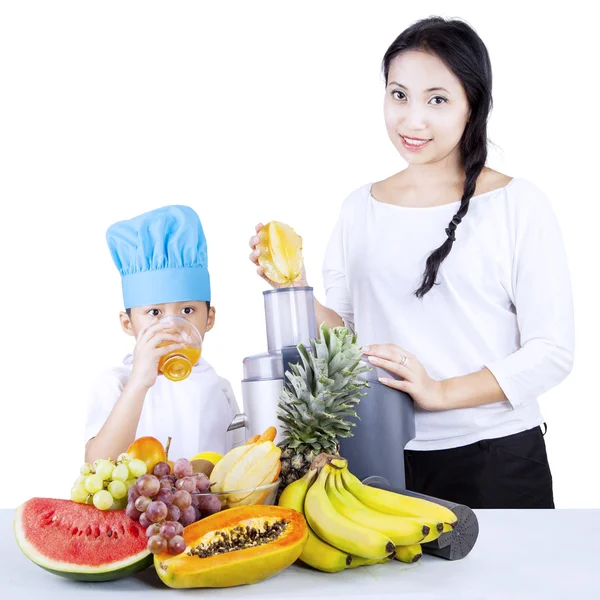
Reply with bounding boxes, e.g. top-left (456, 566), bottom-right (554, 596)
top-left (154, 505), bottom-right (308, 588)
